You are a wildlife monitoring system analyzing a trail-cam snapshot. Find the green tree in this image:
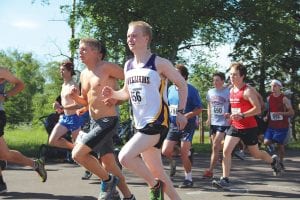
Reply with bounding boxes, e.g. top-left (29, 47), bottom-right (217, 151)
top-left (0, 50), bottom-right (45, 126)
top-left (74, 0), bottom-right (232, 64)
top-left (189, 64), bottom-right (218, 109)
top-left (228, 0), bottom-right (298, 97)
top-left (226, 0), bottom-right (299, 139)
top-left (32, 61), bottom-right (62, 122)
